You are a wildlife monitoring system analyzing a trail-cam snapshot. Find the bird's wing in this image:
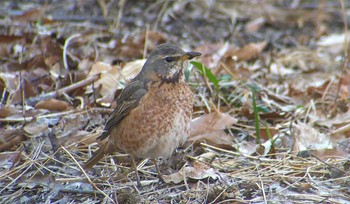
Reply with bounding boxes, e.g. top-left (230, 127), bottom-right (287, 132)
top-left (98, 80), bottom-right (147, 140)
